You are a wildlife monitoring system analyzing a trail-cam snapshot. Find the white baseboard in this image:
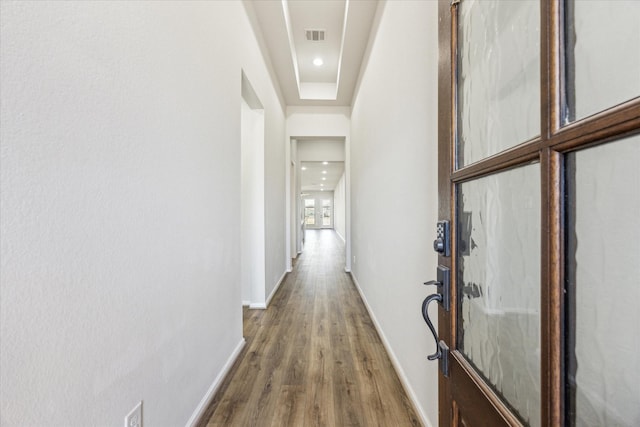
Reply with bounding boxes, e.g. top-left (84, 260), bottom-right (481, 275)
top-left (349, 273), bottom-right (432, 427)
top-left (185, 338), bottom-right (246, 427)
top-left (247, 271), bottom-right (287, 310)
top-left (249, 302), bottom-right (266, 309)
top-left (266, 270), bottom-right (287, 307)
